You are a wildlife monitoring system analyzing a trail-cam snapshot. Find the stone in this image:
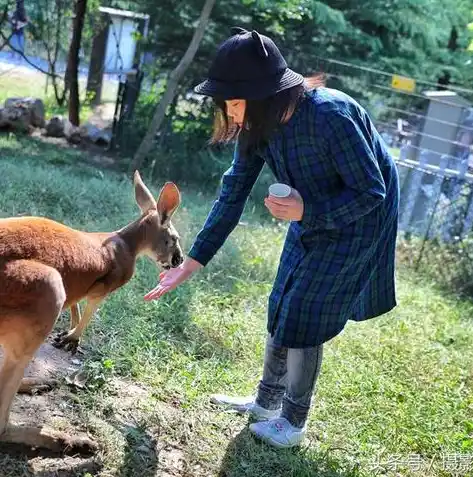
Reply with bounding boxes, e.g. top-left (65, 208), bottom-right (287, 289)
top-left (64, 120), bottom-right (82, 144)
top-left (79, 123), bottom-right (112, 145)
top-left (0, 108), bottom-right (7, 128)
top-left (0, 104), bottom-right (34, 133)
top-left (4, 97), bottom-right (45, 128)
top-left (45, 116), bottom-right (66, 138)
